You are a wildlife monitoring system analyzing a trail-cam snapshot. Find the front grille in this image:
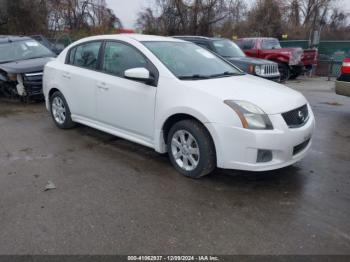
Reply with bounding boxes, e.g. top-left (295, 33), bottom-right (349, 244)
top-left (262, 64), bottom-right (279, 76)
top-left (293, 139), bottom-right (310, 155)
top-left (23, 72), bottom-right (43, 82)
top-left (282, 104), bottom-right (309, 128)
top-left (22, 72), bottom-right (43, 94)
